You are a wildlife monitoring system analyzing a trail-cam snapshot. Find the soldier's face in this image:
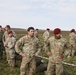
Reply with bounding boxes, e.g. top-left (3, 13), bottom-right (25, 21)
top-left (0, 27), bottom-right (2, 31)
top-left (55, 33), bottom-right (61, 39)
top-left (28, 29), bottom-right (34, 37)
top-left (5, 27), bottom-right (8, 31)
